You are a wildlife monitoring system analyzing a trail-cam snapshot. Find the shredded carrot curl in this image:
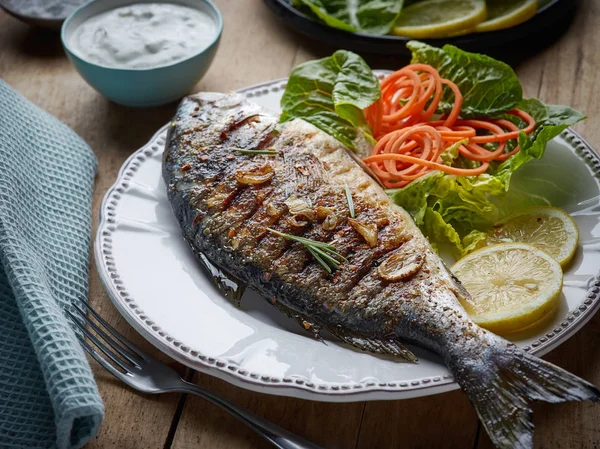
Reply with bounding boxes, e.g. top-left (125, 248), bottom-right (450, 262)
top-left (363, 65), bottom-right (536, 188)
